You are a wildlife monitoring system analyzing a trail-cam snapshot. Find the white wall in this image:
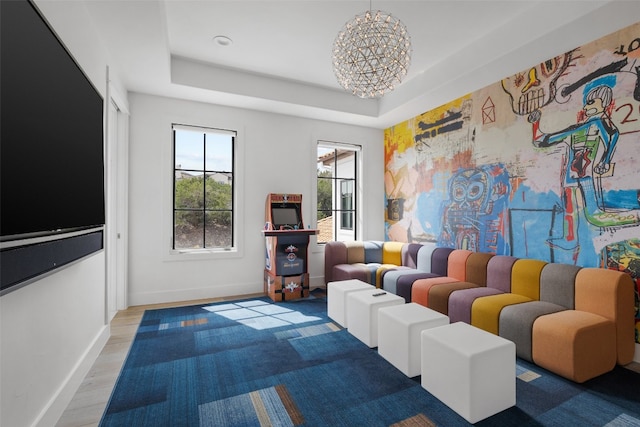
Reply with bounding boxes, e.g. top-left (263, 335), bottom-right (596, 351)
top-left (0, 254), bottom-right (109, 427)
top-left (128, 93), bottom-right (383, 305)
top-left (0, 1), bottom-right (127, 426)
